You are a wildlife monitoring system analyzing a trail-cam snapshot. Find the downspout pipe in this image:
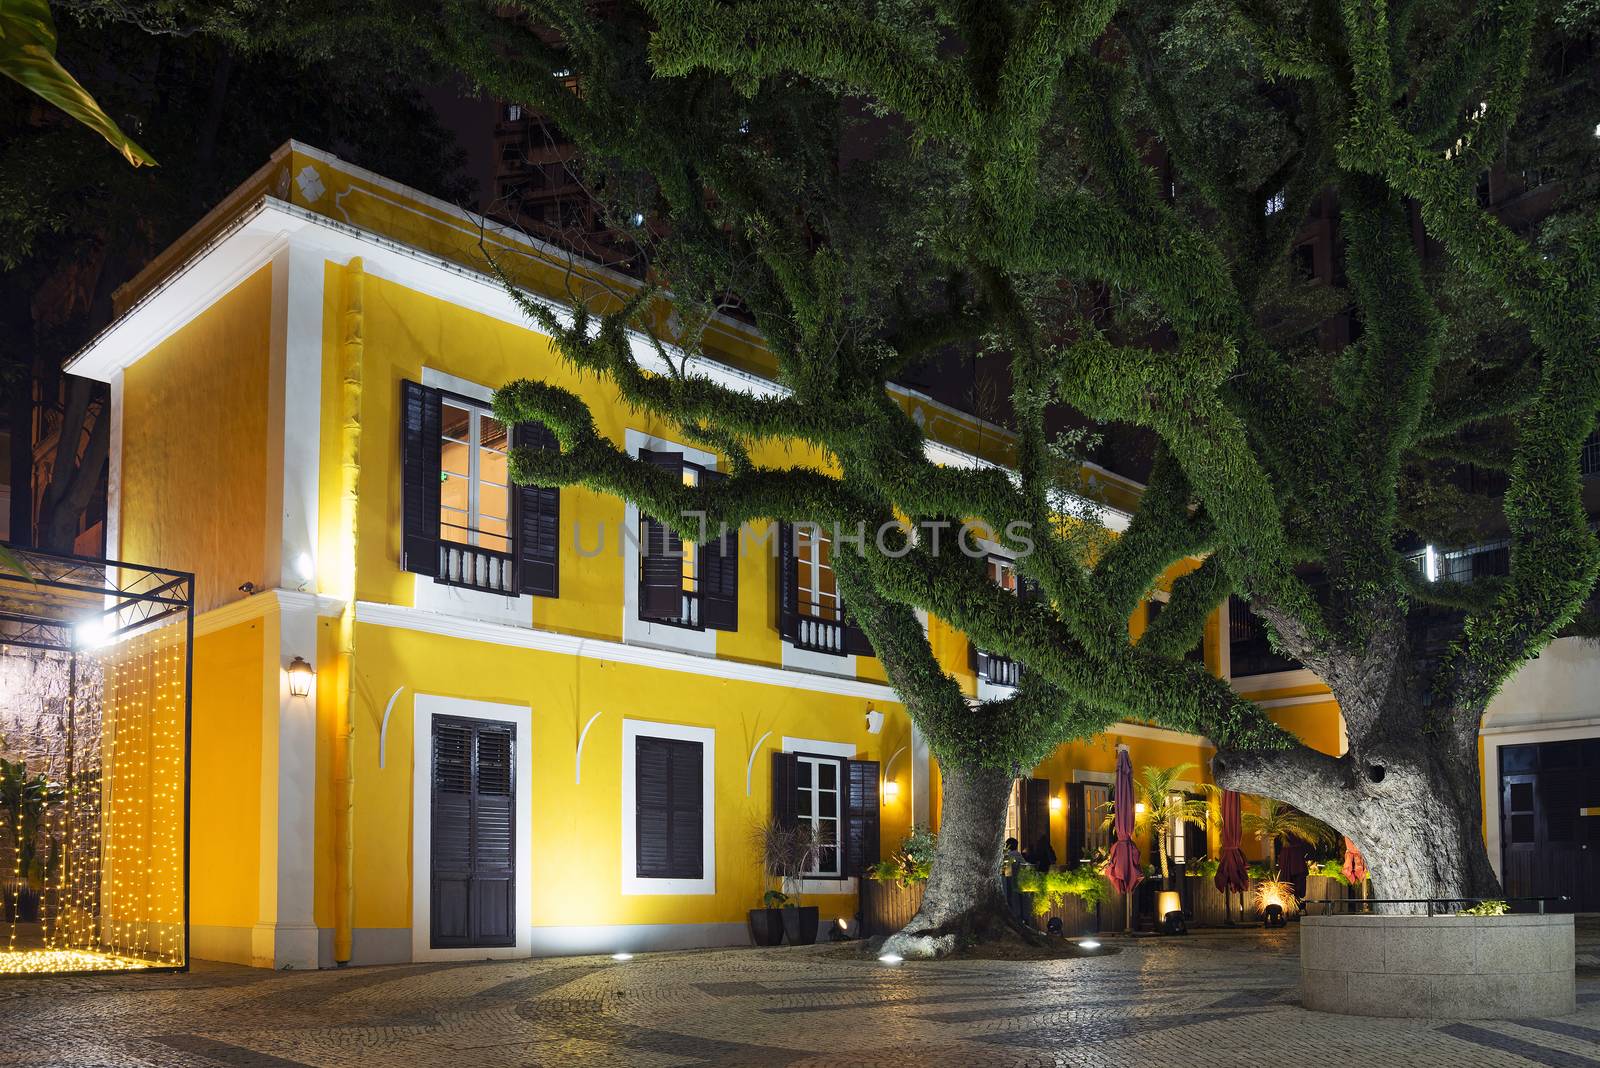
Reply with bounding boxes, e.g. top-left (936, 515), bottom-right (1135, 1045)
top-left (333, 257), bottom-right (364, 964)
